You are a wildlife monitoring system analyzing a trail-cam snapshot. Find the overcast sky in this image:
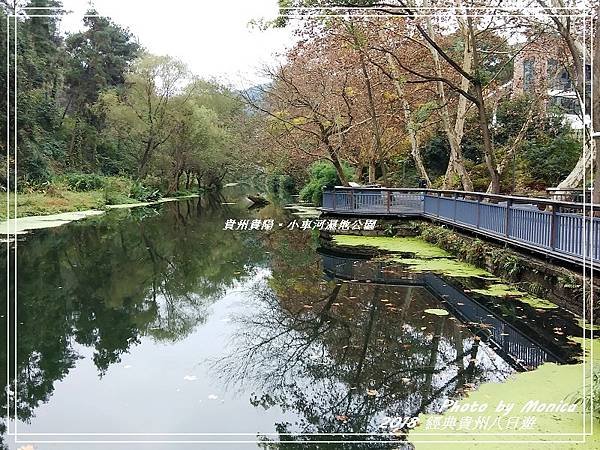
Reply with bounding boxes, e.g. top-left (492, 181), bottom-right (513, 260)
top-left (59, 0), bottom-right (294, 88)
